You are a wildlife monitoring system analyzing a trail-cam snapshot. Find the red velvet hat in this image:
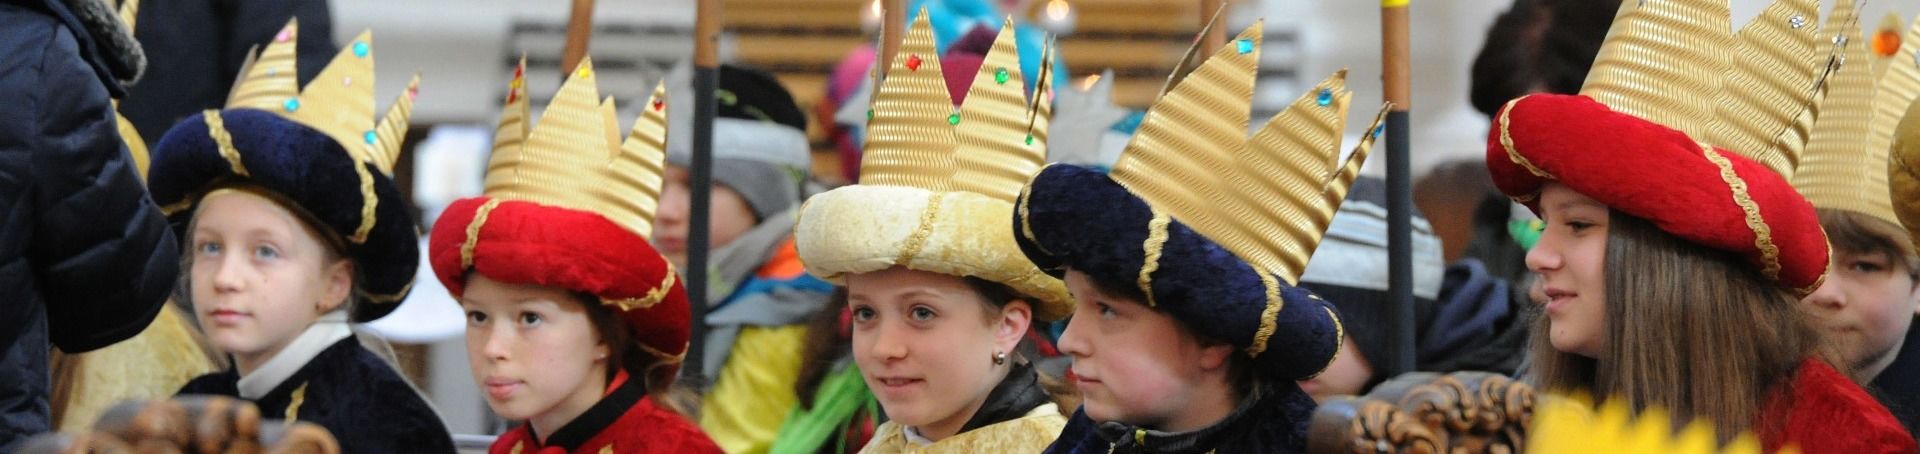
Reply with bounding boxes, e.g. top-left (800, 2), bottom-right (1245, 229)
top-left (428, 59), bottom-right (689, 387)
top-left (1486, 0), bottom-right (1837, 296)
